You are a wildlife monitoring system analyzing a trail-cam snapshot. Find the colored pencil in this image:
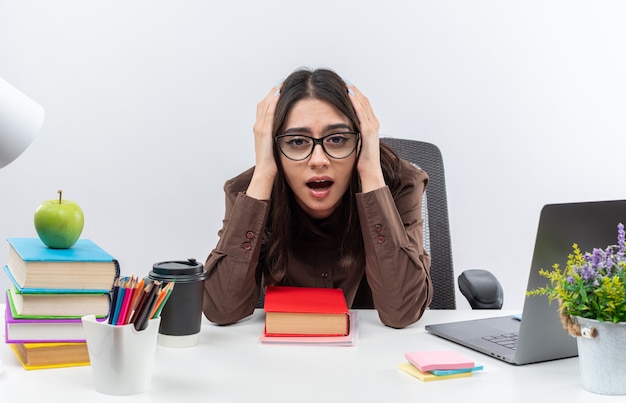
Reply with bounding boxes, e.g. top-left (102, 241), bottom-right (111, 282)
top-left (121, 277), bottom-right (138, 325)
top-left (105, 277), bottom-right (173, 327)
top-left (129, 281), bottom-right (152, 325)
top-left (108, 277), bottom-right (120, 324)
top-left (134, 281), bottom-right (160, 331)
top-left (111, 277), bottom-right (128, 325)
top-left (150, 281), bottom-right (174, 319)
top-left (117, 276), bottom-right (136, 325)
